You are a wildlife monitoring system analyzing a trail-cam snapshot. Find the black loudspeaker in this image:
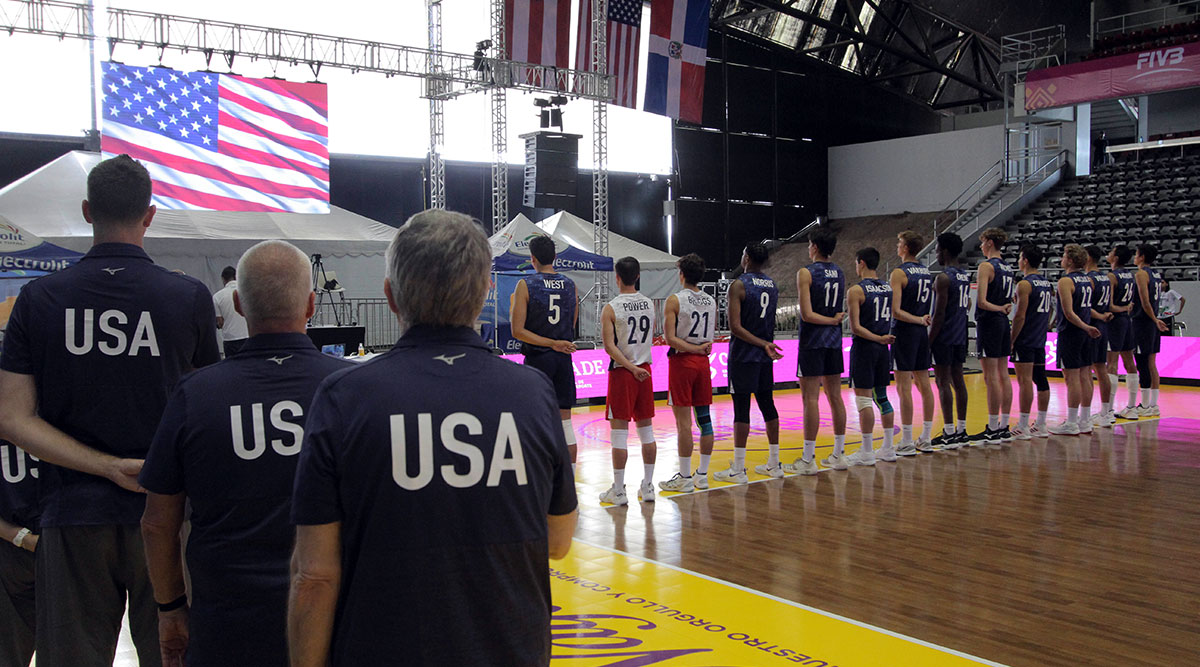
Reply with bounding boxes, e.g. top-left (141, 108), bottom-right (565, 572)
top-left (522, 131), bottom-right (581, 209)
